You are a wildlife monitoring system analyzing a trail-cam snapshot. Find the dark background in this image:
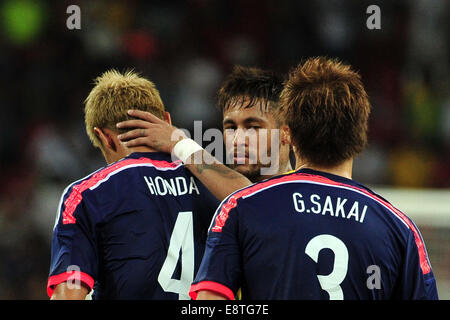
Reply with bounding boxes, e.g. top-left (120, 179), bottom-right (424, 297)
top-left (0, 0), bottom-right (448, 299)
